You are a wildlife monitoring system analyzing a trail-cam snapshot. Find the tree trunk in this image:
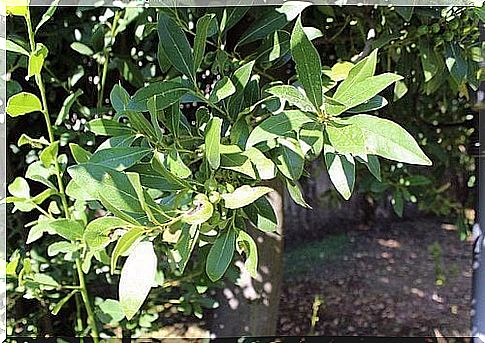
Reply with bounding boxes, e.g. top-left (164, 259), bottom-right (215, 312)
top-left (210, 180), bottom-right (284, 337)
